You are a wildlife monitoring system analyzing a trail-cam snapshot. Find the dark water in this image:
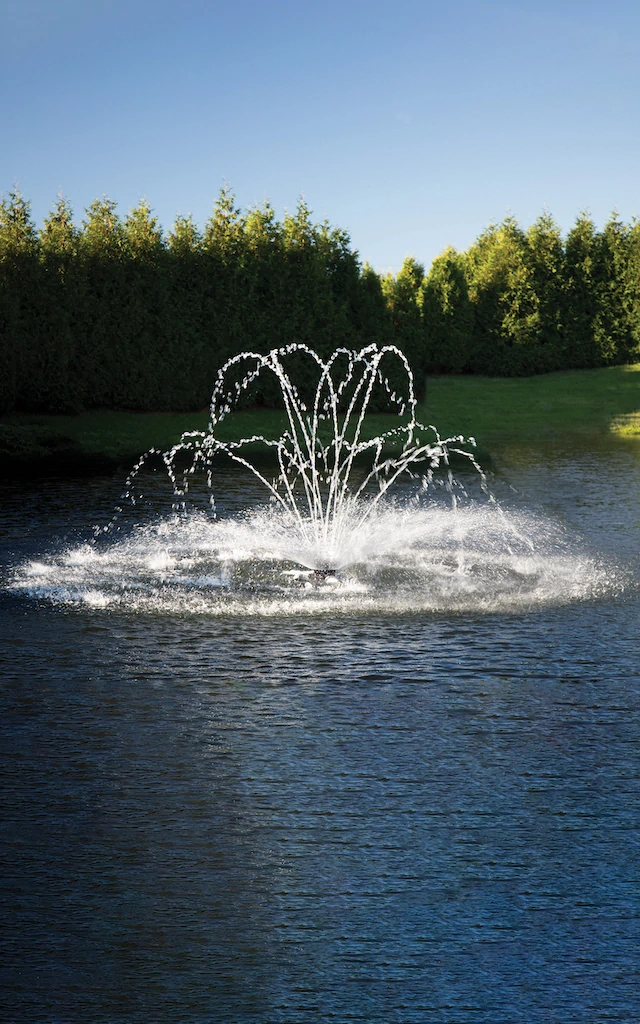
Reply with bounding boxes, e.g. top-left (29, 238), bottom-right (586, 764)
top-left (1, 439), bottom-right (640, 1023)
